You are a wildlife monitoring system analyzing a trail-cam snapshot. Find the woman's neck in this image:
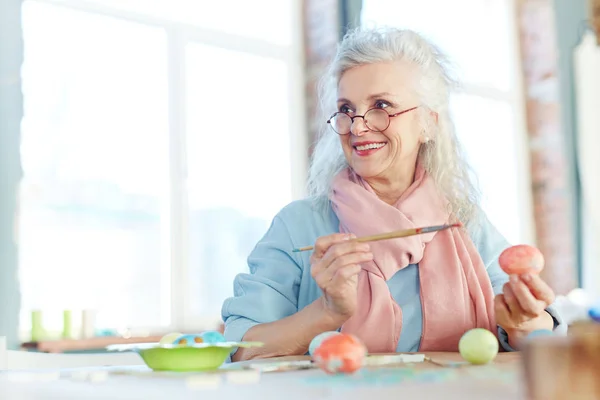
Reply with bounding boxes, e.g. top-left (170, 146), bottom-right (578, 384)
top-left (365, 169), bottom-right (415, 206)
